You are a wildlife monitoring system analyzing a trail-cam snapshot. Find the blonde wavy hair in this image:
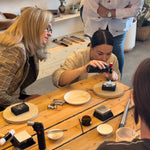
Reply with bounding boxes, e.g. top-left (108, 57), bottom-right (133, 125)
top-left (0, 7), bottom-right (53, 60)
